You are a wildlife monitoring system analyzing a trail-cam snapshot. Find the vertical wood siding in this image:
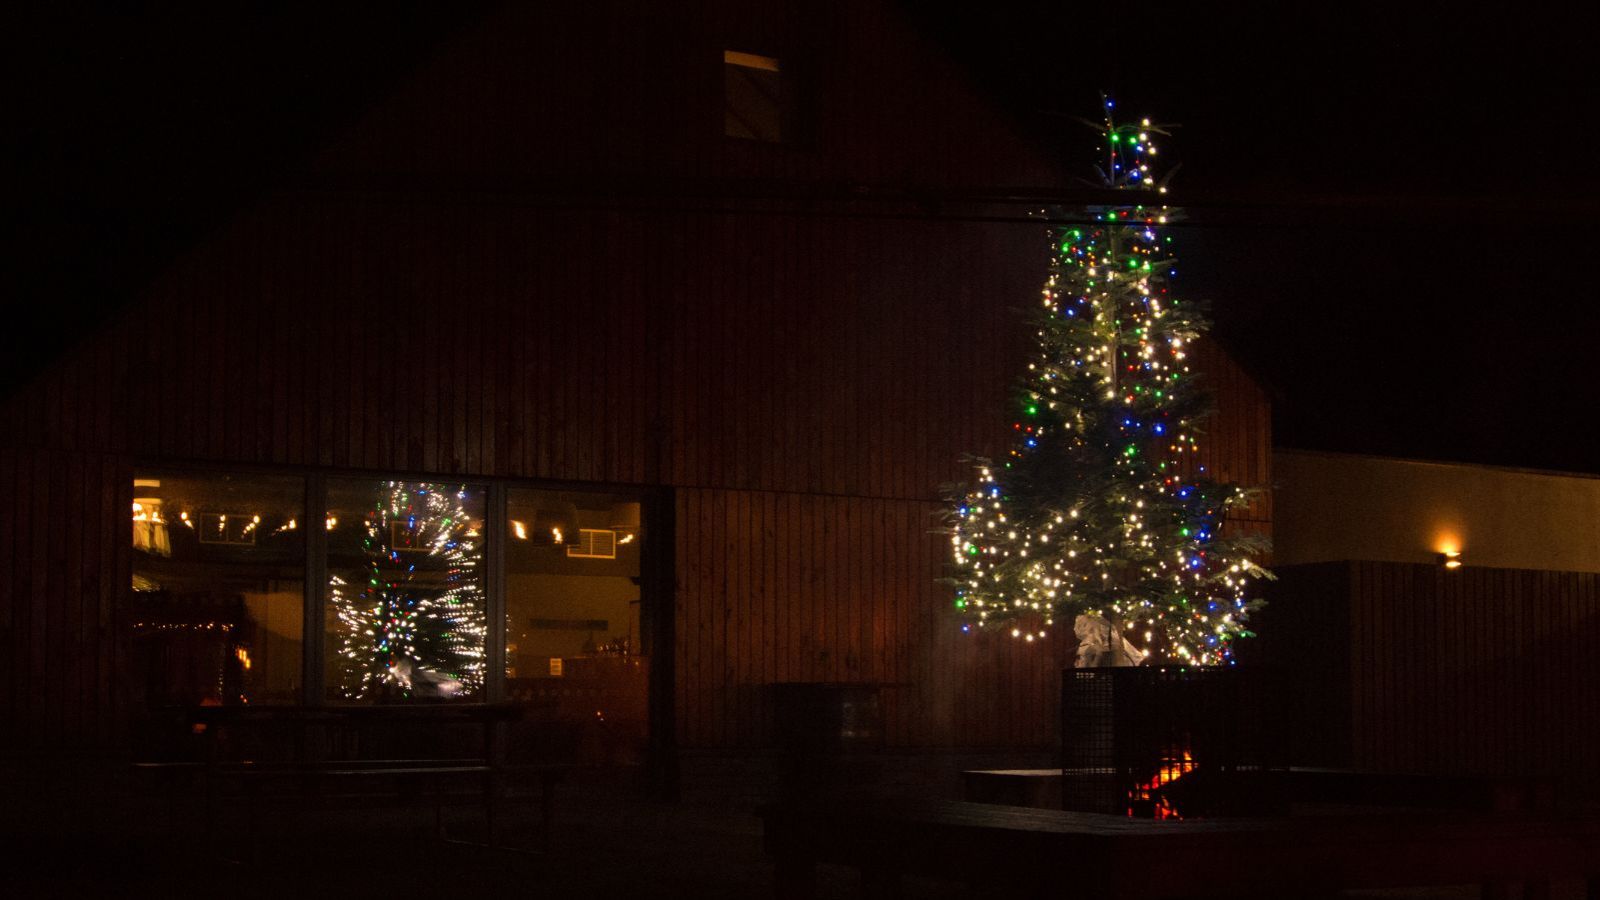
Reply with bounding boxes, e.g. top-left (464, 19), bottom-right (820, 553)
top-left (0, 448), bottom-right (130, 750)
top-left (0, 0), bottom-right (1272, 753)
top-left (1266, 561), bottom-right (1600, 791)
top-left (1351, 561), bottom-right (1600, 785)
top-left (672, 487), bottom-right (1079, 749)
